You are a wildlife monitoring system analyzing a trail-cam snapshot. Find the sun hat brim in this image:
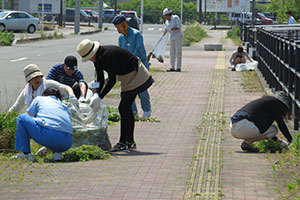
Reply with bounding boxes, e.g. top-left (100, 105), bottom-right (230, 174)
top-left (82, 41), bottom-right (100, 62)
top-left (25, 71), bottom-right (43, 82)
